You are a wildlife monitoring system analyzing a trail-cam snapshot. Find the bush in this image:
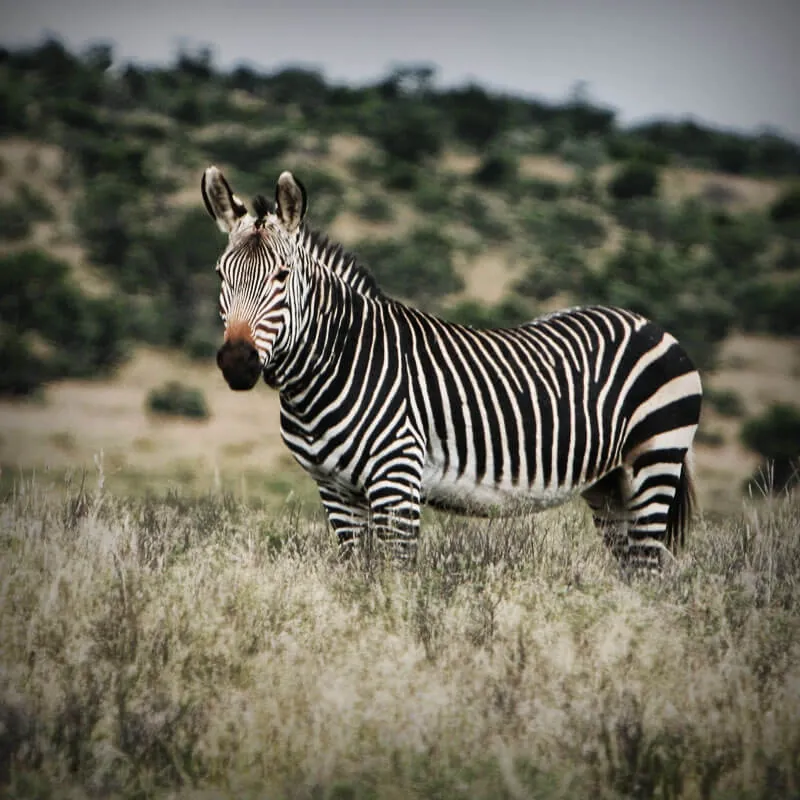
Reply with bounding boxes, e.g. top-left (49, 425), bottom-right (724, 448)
top-left (521, 178), bottom-right (565, 204)
top-left (354, 227), bottom-right (462, 306)
top-left (514, 243), bottom-right (589, 302)
top-left (457, 192), bottom-right (510, 242)
top-left (0, 329), bottom-right (52, 396)
top-left (608, 161), bottom-right (660, 201)
top-left (381, 160), bottom-right (419, 192)
top-left (354, 192), bottom-right (394, 223)
top-left (0, 250), bottom-right (129, 382)
top-left (741, 404), bottom-right (800, 461)
top-left (0, 185), bottom-right (55, 242)
top-left (736, 274), bottom-right (800, 336)
top-left (472, 148), bottom-right (518, 189)
top-left (146, 381), bottom-right (210, 420)
top-left (201, 130), bottom-right (291, 175)
top-left (769, 185), bottom-right (800, 224)
top-left (612, 198), bottom-right (713, 253)
top-left (442, 296), bottom-right (532, 329)
top-left (372, 101), bottom-right (444, 165)
top-left (17, 184), bottom-right (55, 222)
top-left (705, 387), bottom-right (745, 417)
top-left (741, 403), bottom-right (800, 493)
top-left (582, 236), bottom-right (736, 369)
top-left (74, 175), bottom-right (148, 269)
top-left (0, 200), bottom-right (31, 241)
